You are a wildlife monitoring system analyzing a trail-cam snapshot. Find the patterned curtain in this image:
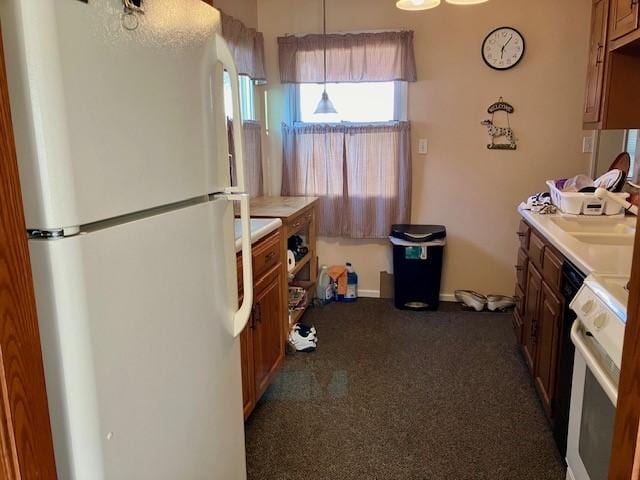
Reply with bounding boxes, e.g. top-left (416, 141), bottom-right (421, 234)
top-left (278, 31), bottom-right (417, 84)
top-left (282, 122), bottom-right (411, 239)
top-left (220, 13), bottom-right (267, 83)
top-left (229, 119), bottom-right (264, 197)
